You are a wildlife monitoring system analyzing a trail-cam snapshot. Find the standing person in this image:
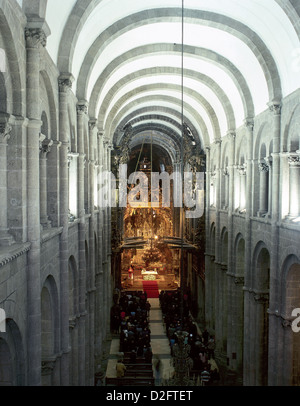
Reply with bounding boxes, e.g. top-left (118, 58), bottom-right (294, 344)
top-left (207, 335), bottom-right (216, 359)
top-left (153, 355), bottom-right (163, 386)
top-left (128, 266), bottom-right (134, 283)
top-left (202, 328), bottom-right (209, 345)
top-left (201, 366), bottom-right (211, 386)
